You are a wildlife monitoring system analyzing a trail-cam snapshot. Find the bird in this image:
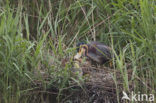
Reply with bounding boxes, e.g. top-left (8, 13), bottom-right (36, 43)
top-left (74, 41), bottom-right (112, 65)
